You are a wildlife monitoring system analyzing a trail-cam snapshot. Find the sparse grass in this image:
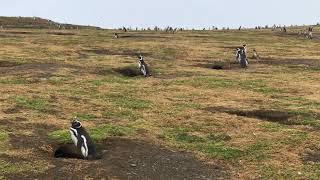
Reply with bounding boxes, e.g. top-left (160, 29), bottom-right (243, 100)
top-left (239, 79), bottom-right (283, 95)
top-left (48, 124), bottom-right (134, 143)
top-left (103, 93), bottom-right (152, 110)
top-left (11, 96), bottom-right (47, 111)
top-left (48, 76), bottom-right (69, 85)
top-left (261, 123), bottom-right (283, 132)
top-left (0, 78), bottom-right (27, 84)
top-left (0, 160), bottom-right (49, 175)
top-left (102, 110), bottom-right (140, 120)
top-left (175, 76), bottom-right (234, 89)
top-left (0, 132), bottom-right (8, 141)
top-left (162, 127), bottom-right (240, 159)
top-left (75, 113), bottom-right (97, 121)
